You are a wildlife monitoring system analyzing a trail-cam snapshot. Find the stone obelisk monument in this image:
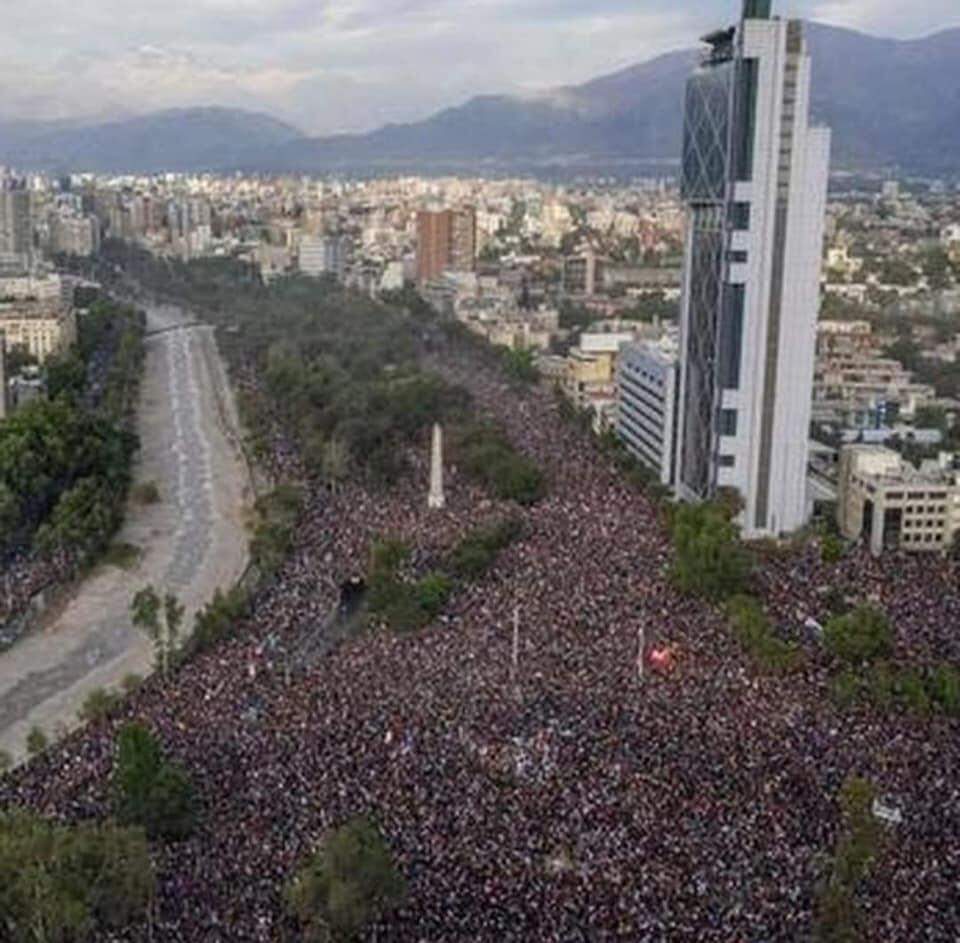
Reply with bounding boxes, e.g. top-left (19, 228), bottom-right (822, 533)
top-left (428, 423), bottom-right (445, 509)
